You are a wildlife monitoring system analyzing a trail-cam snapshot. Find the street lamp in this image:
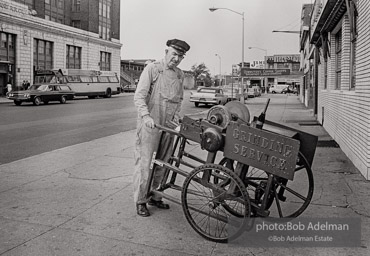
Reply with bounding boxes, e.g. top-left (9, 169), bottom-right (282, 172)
top-left (215, 53), bottom-right (222, 86)
top-left (248, 46), bottom-right (268, 93)
top-left (248, 46), bottom-right (267, 67)
top-left (209, 7), bottom-right (245, 102)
